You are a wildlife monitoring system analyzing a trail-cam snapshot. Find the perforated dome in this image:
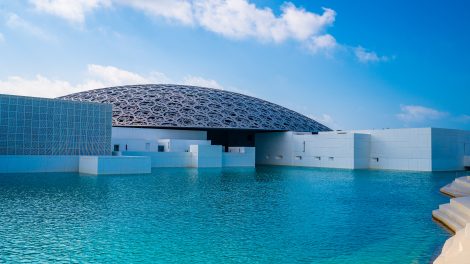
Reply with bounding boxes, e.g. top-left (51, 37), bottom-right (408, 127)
top-left (59, 84), bottom-right (330, 132)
